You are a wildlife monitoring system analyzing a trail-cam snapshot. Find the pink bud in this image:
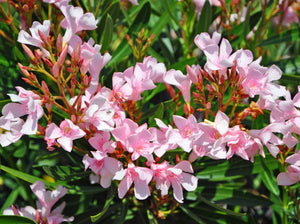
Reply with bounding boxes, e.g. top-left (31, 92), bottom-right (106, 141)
top-left (52, 61), bottom-right (60, 78)
top-left (58, 45), bottom-right (69, 66)
top-left (57, 33), bottom-right (63, 54)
